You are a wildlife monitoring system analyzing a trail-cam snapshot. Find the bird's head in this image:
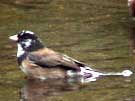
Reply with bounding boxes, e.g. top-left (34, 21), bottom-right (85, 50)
top-left (9, 30), bottom-right (44, 52)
